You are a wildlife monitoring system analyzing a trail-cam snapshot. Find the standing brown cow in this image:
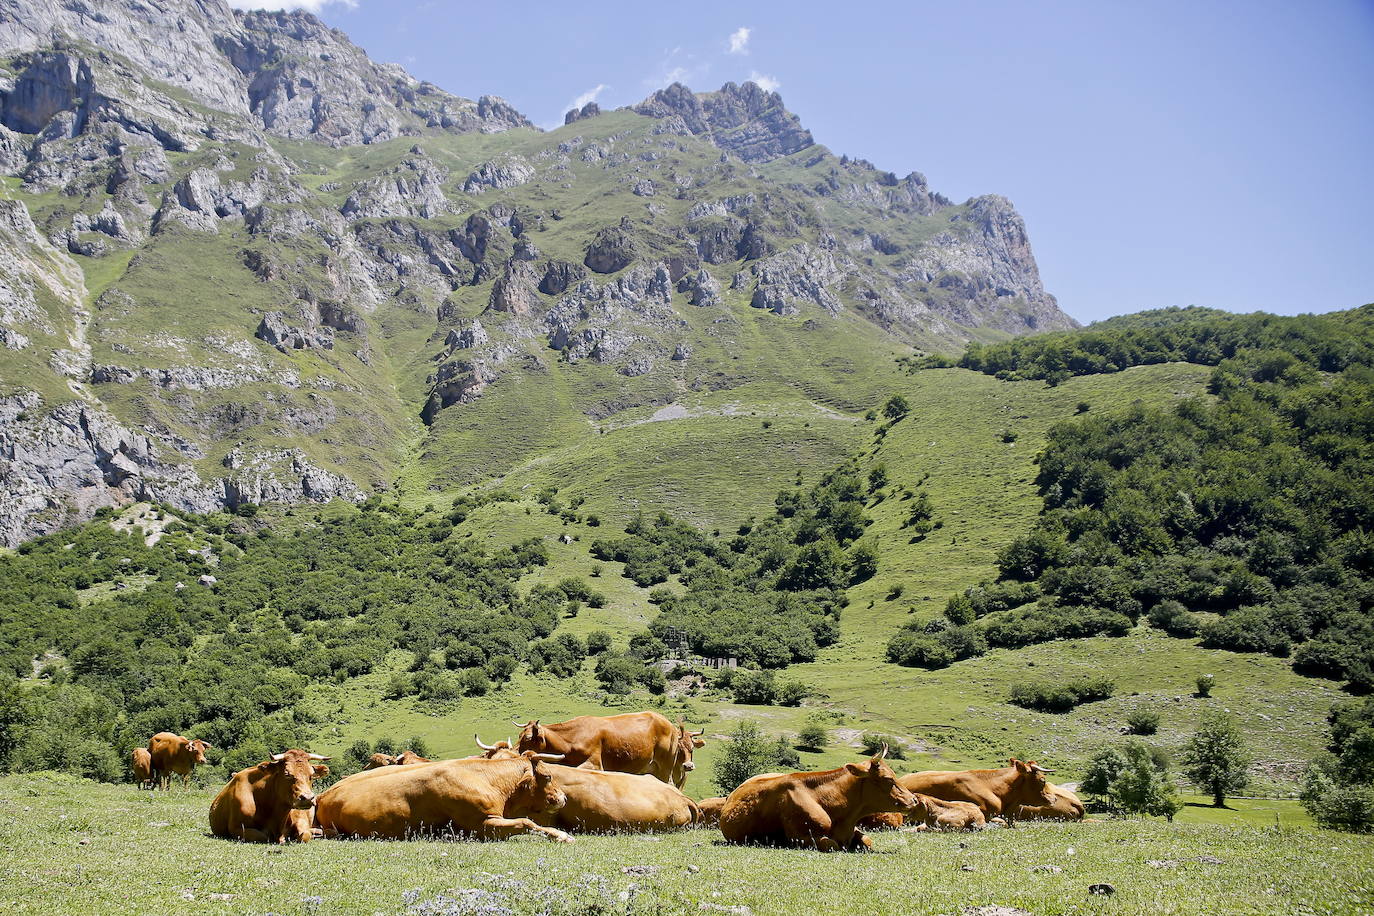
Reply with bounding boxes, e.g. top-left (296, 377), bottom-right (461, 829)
top-left (514, 712), bottom-right (705, 787)
top-left (719, 749), bottom-right (917, 851)
top-left (131, 748), bottom-right (154, 790)
top-left (148, 732), bottom-right (212, 789)
top-left (208, 749), bottom-right (330, 844)
top-left (316, 753), bottom-right (573, 842)
top-left (899, 758), bottom-right (1056, 824)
